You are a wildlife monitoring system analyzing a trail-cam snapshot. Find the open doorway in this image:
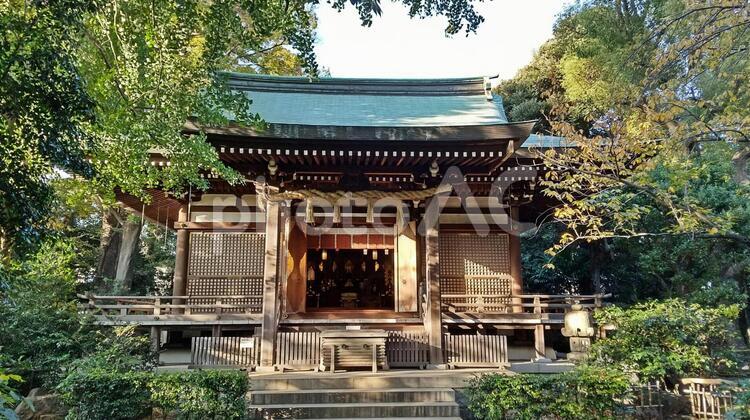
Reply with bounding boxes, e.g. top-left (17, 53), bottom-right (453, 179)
top-left (305, 249), bottom-right (394, 310)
